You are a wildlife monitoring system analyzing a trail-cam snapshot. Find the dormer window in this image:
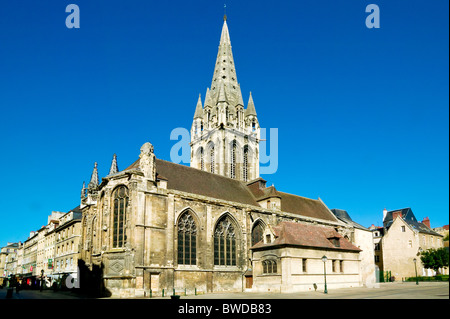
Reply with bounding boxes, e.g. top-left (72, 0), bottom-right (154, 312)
top-left (266, 234), bottom-right (271, 244)
top-left (329, 237), bottom-right (340, 247)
